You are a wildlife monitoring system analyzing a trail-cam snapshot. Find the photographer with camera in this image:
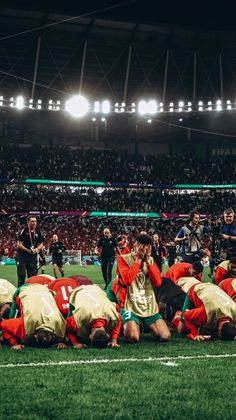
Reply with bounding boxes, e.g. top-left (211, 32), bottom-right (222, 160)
top-left (16, 216), bottom-right (44, 287)
top-left (220, 208), bottom-right (236, 259)
top-left (175, 210), bottom-right (207, 263)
